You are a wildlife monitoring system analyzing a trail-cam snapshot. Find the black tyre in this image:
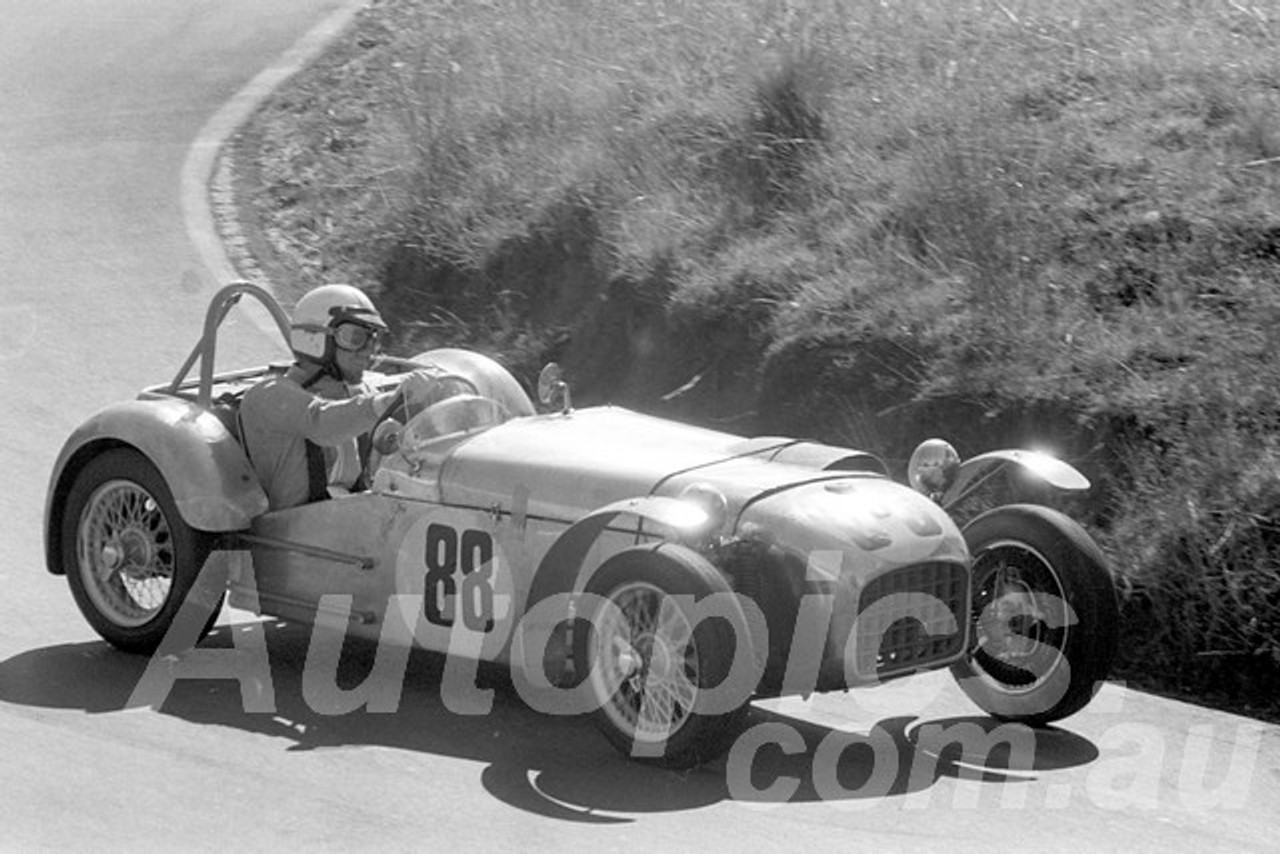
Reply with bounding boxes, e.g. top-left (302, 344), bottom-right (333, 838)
top-left (61, 448), bottom-right (222, 654)
top-left (579, 545), bottom-right (752, 769)
top-left (950, 504), bottom-right (1119, 726)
